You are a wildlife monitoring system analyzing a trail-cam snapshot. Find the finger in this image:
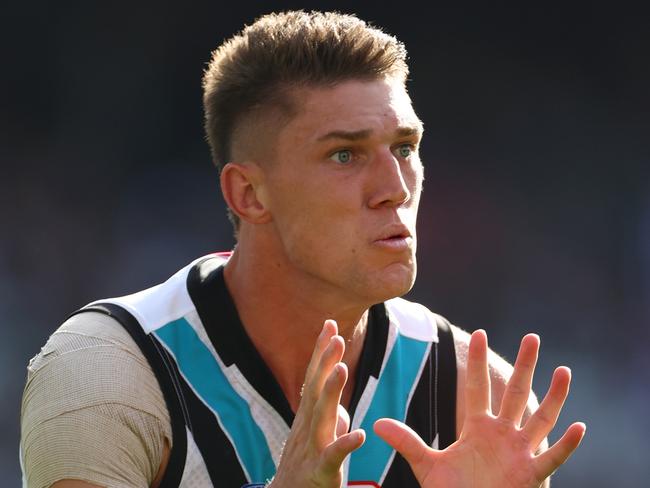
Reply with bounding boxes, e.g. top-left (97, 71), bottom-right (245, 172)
top-left (465, 329), bottom-right (491, 417)
top-left (320, 429), bottom-right (366, 474)
top-left (336, 404), bottom-right (351, 438)
top-left (312, 362), bottom-right (348, 446)
top-left (301, 334), bottom-right (345, 410)
top-left (521, 366), bottom-right (571, 448)
top-left (534, 422), bottom-right (586, 480)
top-left (374, 418), bottom-right (431, 469)
top-left (498, 334), bottom-right (539, 424)
top-left (304, 320), bottom-right (339, 383)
